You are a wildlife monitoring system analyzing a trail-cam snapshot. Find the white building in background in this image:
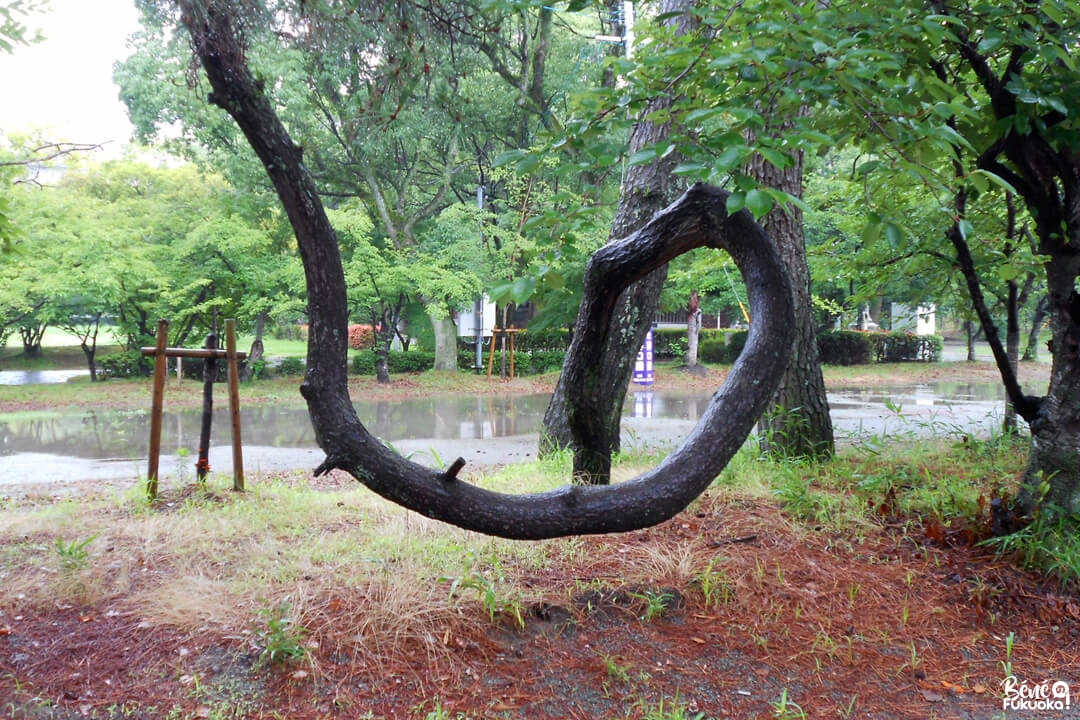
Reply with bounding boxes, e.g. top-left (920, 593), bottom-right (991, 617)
top-left (457, 296), bottom-right (496, 339)
top-left (891, 303), bottom-right (936, 335)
